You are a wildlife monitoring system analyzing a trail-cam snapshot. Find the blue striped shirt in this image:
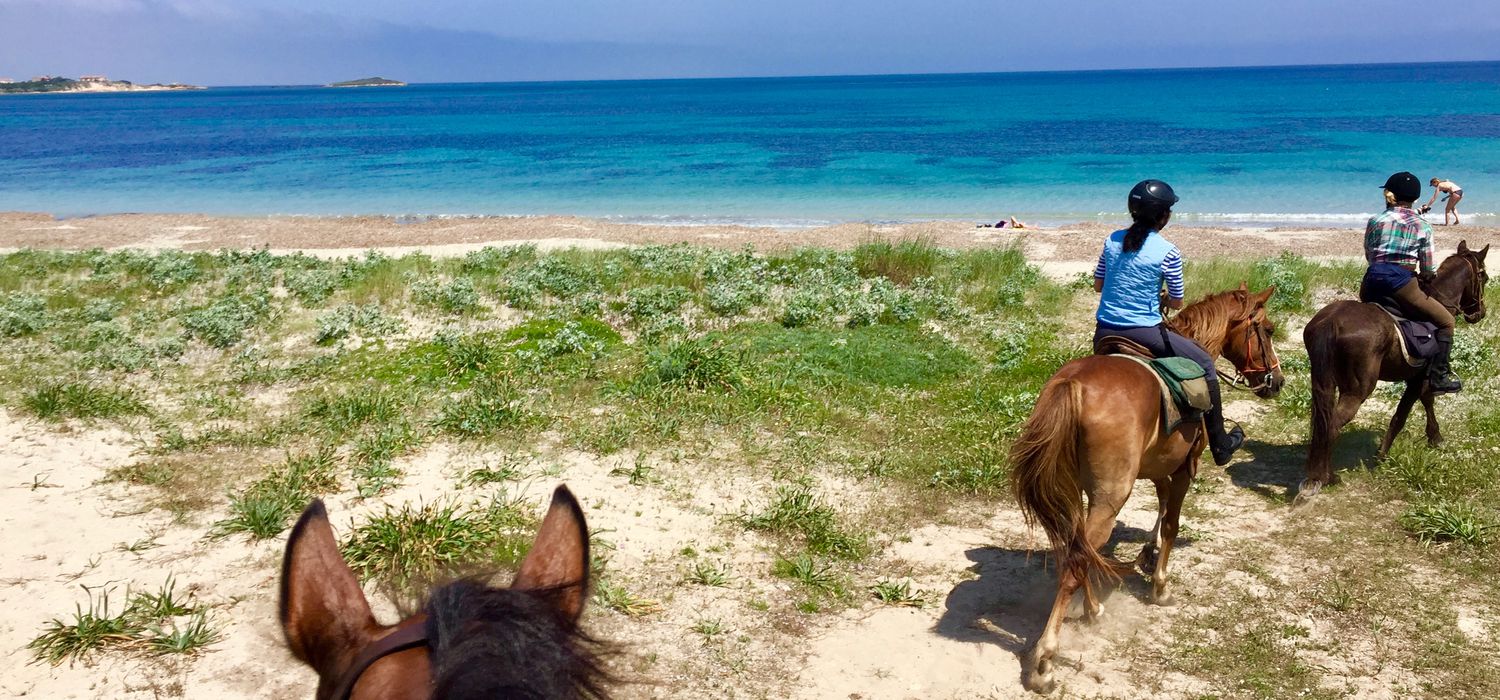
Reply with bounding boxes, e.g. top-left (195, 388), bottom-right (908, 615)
top-left (1094, 229), bottom-right (1184, 328)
